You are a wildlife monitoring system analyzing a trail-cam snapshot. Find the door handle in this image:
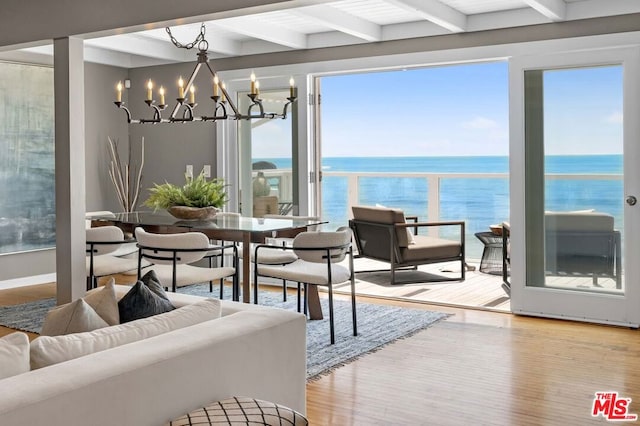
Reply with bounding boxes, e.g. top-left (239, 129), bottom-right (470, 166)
top-left (626, 195), bottom-right (637, 206)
